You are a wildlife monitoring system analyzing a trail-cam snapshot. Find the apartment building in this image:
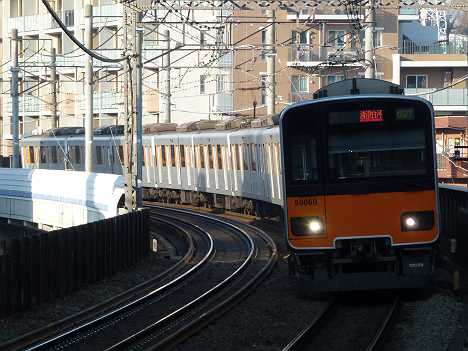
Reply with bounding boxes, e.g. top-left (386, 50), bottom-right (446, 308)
top-left (231, 5), bottom-right (467, 182)
top-left (0, 0), bottom-right (233, 156)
